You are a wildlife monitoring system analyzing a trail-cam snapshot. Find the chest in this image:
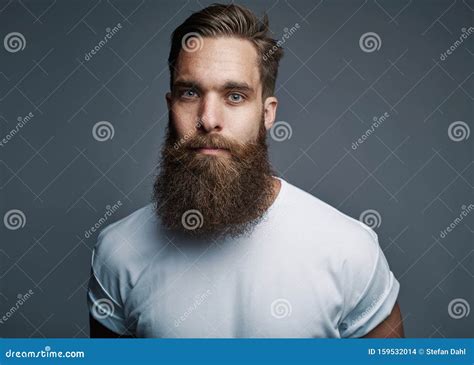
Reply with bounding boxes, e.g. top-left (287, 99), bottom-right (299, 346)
top-left (125, 247), bottom-right (343, 338)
